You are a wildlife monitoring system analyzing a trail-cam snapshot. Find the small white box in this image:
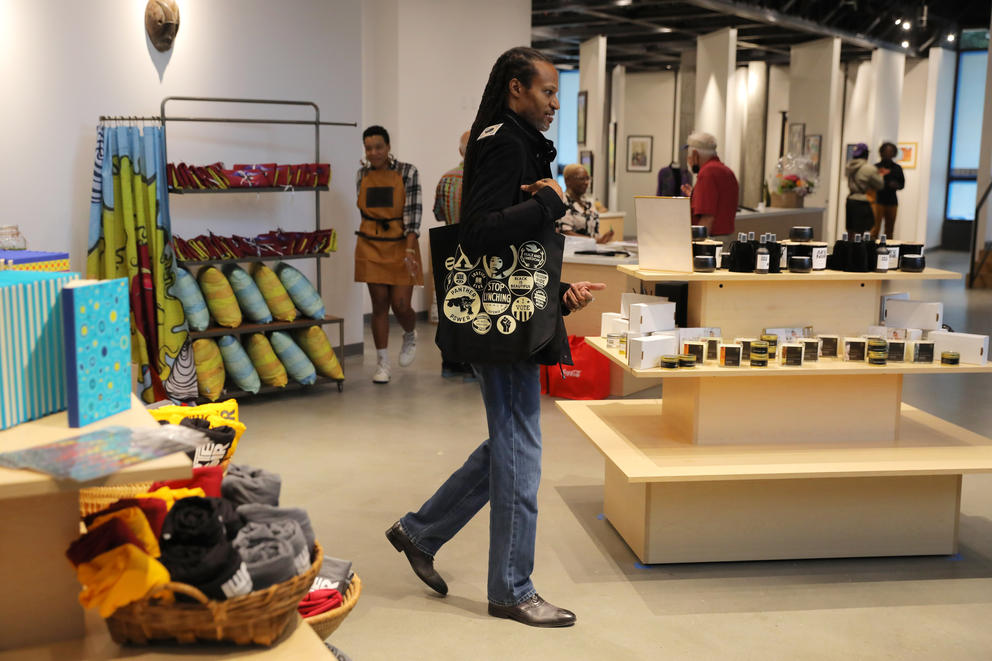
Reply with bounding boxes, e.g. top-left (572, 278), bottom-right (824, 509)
top-left (928, 330), bottom-right (989, 365)
top-left (844, 337), bottom-right (867, 361)
top-left (884, 300), bottom-right (944, 330)
top-left (867, 325), bottom-right (888, 337)
top-left (682, 340), bottom-right (706, 364)
top-left (629, 334), bottom-right (678, 369)
top-left (628, 302), bottom-right (676, 334)
top-left (678, 327), bottom-right (721, 345)
top-left (621, 293), bottom-right (671, 319)
top-left (603, 317), bottom-right (629, 336)
top-left (763, 326), bottom-right (814, 343)
top-left (907, 340), bottom-right (935, 363)
top-left (879, 292), bottom-right (910, 325)
top-left (601, 312), bottom-right (625, 337)
top-left (780, 343), bottom-right (805, 366)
